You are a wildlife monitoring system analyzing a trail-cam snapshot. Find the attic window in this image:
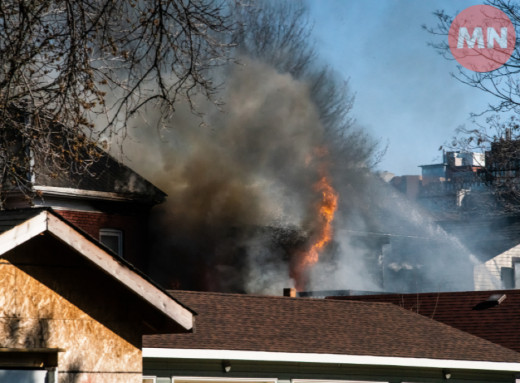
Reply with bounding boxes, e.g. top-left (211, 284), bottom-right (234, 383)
top-left (99, 228), bottom-right (123, 257)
